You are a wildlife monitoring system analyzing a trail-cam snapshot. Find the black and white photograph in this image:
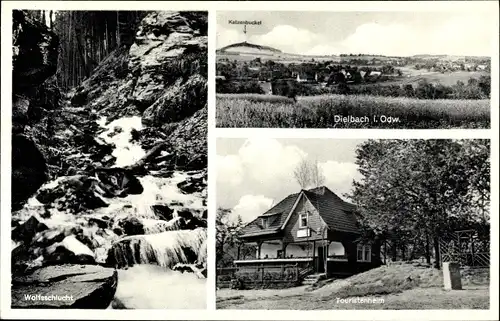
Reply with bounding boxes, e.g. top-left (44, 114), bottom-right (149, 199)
top-left (216, 11), bottom-right (493, 129)
top-left (216, 138), bottom-right (490, 310)
top-left (10, 9), bottom-right (207, 309)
